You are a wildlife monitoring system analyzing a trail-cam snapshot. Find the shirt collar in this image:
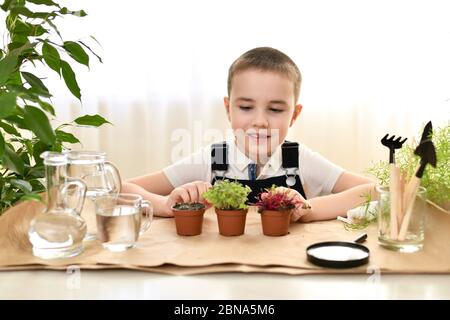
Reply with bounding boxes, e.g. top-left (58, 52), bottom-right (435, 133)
top-left (266, 144), bottom-right (282, 172)
top-left (227, 138), bottom-right (283, 173)
top-left (228, 139), bottom-right (252, 172)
